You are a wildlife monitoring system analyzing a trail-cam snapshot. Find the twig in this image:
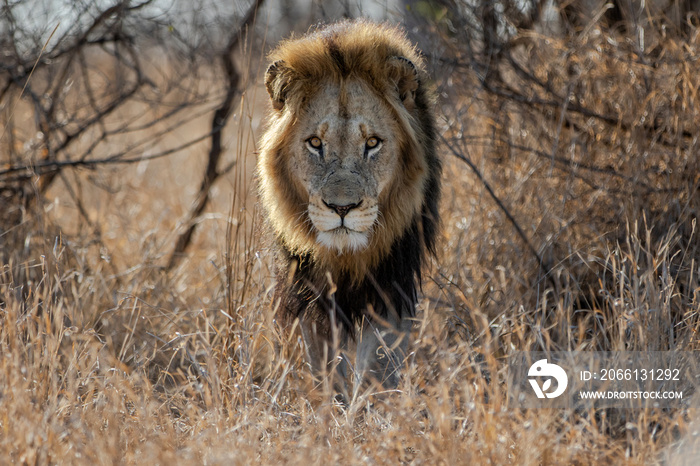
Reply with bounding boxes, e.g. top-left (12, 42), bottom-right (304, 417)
top-left (0, 23), bottom-right (60, 143)
top-left (0, 126), bottom-right (218, 178)
top-left (166, 0), bottom-right (265, 270)
top-left (439, 134), bottom-right (551, 279)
